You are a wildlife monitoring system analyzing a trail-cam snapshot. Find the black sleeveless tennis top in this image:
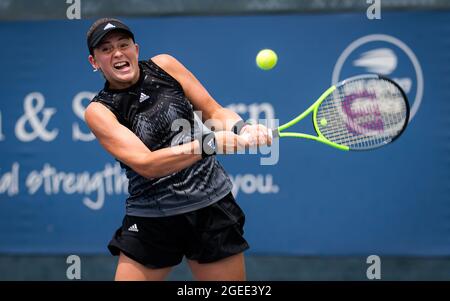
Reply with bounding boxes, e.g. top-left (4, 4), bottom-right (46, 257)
top-left (91, 59), bottom-right (232, 217)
